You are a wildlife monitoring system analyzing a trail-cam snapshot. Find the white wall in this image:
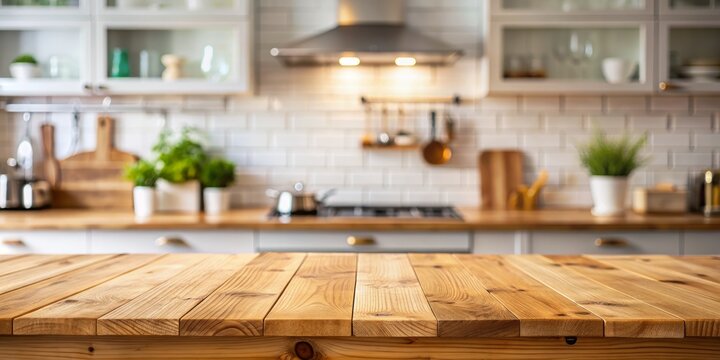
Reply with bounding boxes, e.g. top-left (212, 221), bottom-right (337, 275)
top-left (2, 0), bottom-right (719, 208)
